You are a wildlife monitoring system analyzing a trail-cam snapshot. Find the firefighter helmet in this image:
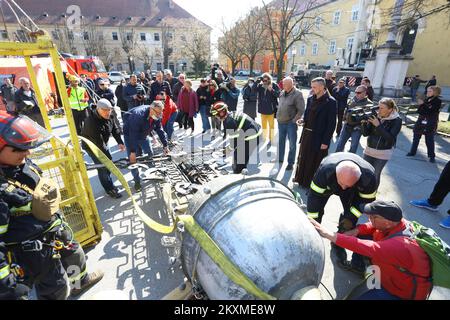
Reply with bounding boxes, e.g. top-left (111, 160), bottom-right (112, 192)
top-left (0, 111), bottom-right (52, 151)
top-left (210, 101), bottom-right (228, 118)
